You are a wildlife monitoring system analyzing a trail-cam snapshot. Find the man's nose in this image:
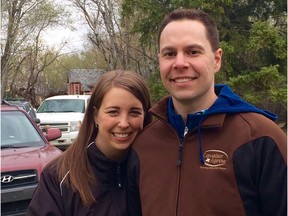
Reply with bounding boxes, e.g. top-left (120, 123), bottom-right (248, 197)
top-left (173, 53), bottom-right (188, 69)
